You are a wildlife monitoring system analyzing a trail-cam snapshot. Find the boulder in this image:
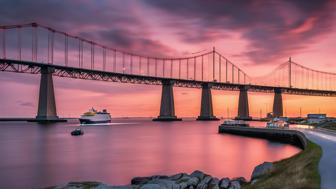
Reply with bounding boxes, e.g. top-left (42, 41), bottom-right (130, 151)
top-left (186, 177), bottom-right (199, 186)
top-left (148, 179), bottom-right (180, 189)
top-left (170, 173), bottom-right (187, 180)
top-left (228, 181), bottom-right (240, 189)
top-left (219, 178), bottom-right (230, 189)
top-left (231, 177), bottom-right (247, 185)
top-left (132, 177), bottom-right (151, 185)
top-left (208, 178), bottom-right (219, 189)
top-left (251, 162), bottom-right (273, 180)
top-left (140, 184), bottom-right (163, 189)
top-left (191, 170), bottom-right (206, 180)
top-left (53, 182), bottom-right (125, 189)
top-left (196, 176), bottom-right (212, 189)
